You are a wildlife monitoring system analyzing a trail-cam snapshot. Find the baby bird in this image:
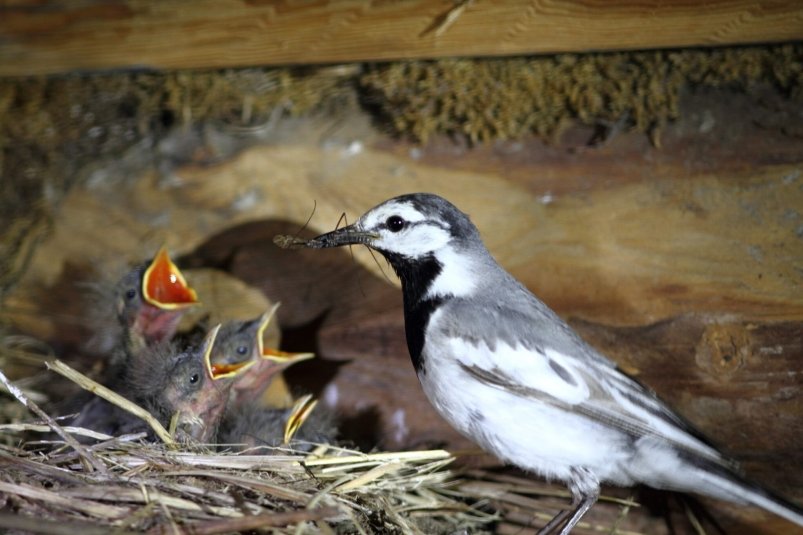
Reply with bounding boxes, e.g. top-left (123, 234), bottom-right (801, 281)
top-left (126, 325), bottom-right (252, 443)
top-left (66, 247), bottom-right (199, 435)
top-left (113, 245), bottom-right (199, 366)
top-left (218, 394), bottom-right (337, 453)
top-left (206, 307), bottom-right (332, 452)
top-left (208, 303), bottom-right (314, 407)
